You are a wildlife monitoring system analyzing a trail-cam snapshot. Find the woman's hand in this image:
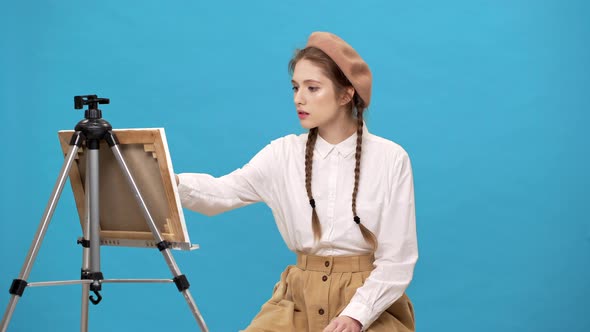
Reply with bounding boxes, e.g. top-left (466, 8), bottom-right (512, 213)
top-left (323, 316), bottom-right (362, 332)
